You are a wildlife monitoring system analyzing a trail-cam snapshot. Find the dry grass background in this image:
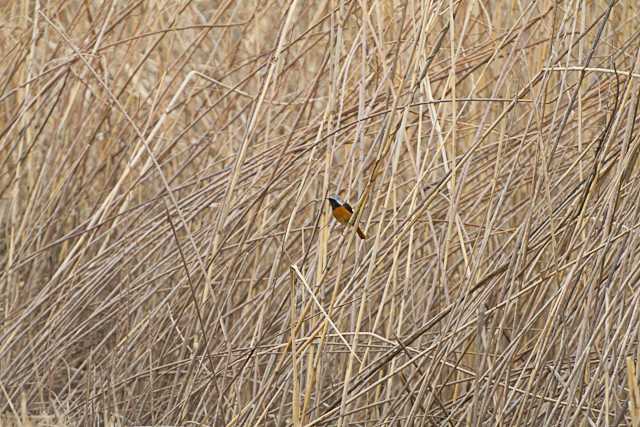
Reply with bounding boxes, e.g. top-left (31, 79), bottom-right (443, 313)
top-left (2, 0), bottom-right (640, 425)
